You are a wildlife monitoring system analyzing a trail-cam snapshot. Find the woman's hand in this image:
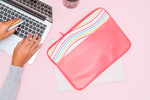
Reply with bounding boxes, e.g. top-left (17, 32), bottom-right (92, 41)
top-left (11, 34), bottom-right (42, 67)
top-left (0, 19), bottom-right (20, 41)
